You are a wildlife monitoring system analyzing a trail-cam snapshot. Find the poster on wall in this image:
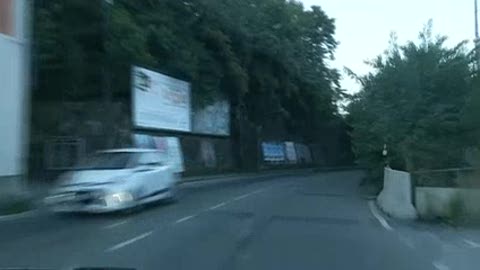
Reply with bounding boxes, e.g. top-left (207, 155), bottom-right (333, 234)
top-left (285, 142), bottom-right (297, 164)
top-left (132, 66), bottom-right (191, 132)
top-left (295, 143), bottom-right (312, 164)
top-left (192, 100), bottom-right (230, 136)
top-left (133, 134), bottom-right (185, 173)
top-left (262, 142), bottom-right (286, 163)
